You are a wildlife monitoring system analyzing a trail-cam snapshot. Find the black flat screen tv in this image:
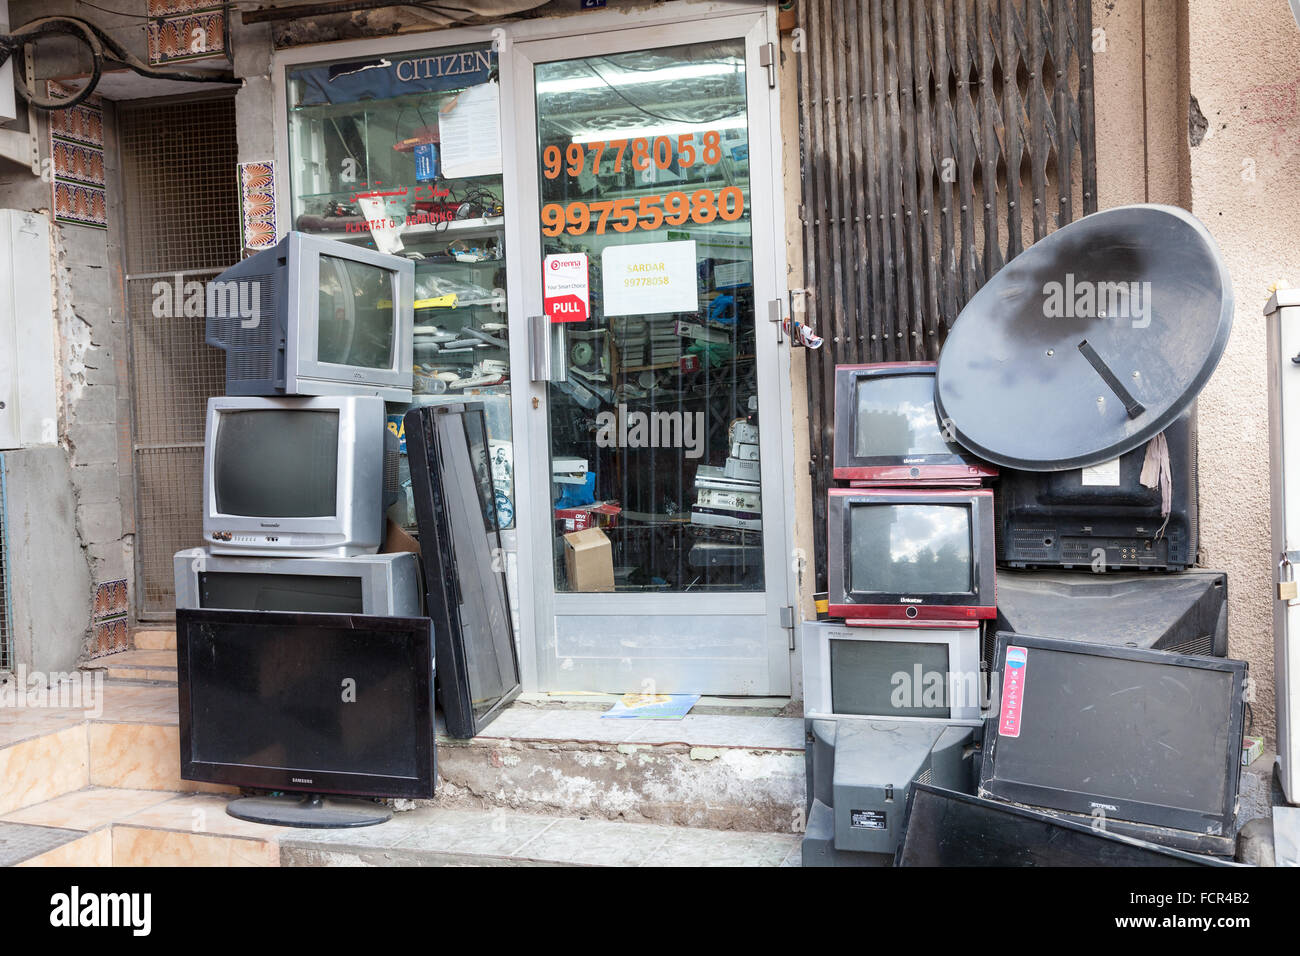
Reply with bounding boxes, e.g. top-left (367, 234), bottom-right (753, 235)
top-left (981, 632), bottom-right (1246, 844)
top-left (405, 402), bottom-right (521, 739)
top-left (177, 608), bottom-right (435, 799)
top-left (897, 785), bottom-right (1235, 867)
